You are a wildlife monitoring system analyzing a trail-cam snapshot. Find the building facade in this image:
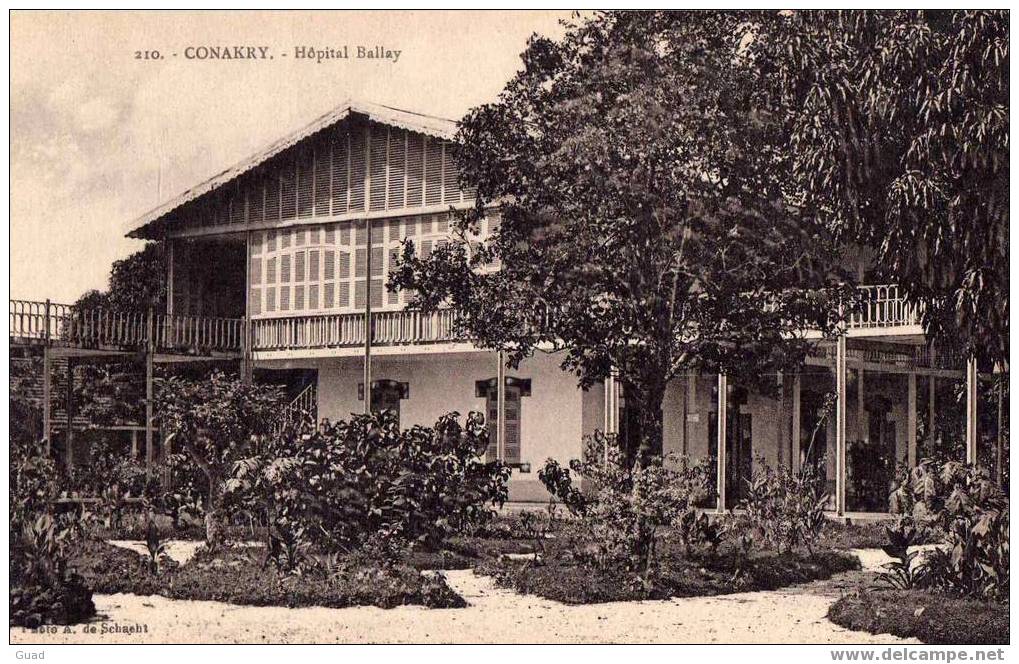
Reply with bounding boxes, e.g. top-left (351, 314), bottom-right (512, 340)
top-left (117, 100), bottom-right (988, 513)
